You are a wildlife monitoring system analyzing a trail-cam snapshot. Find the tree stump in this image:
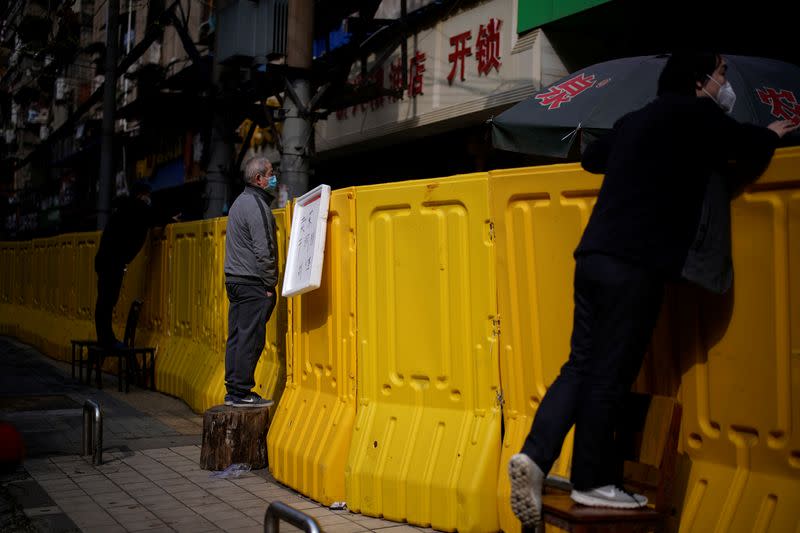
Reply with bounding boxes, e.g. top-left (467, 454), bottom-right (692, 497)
top-left (200, 405), bottom-right (271, 470)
